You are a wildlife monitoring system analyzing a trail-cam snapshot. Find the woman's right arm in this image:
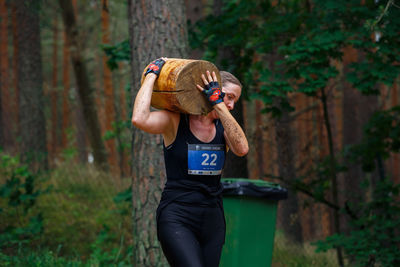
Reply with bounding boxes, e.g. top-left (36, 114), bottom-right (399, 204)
top-left (131, 74), bottom-right (168, 133)
top-left (131, 61), bottom-right (178, 142)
